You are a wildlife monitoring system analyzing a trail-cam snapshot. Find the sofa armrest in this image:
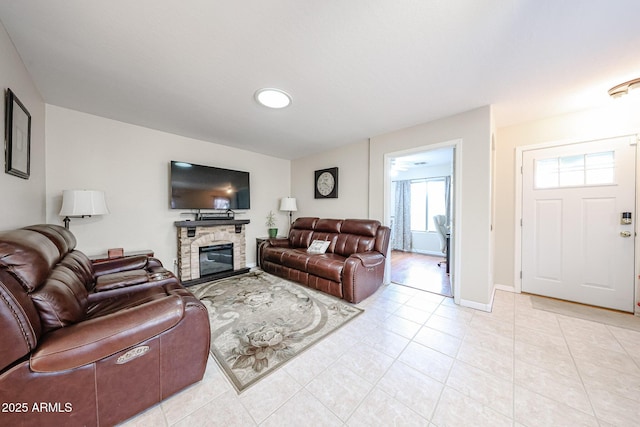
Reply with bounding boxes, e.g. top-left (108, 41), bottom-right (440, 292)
top-left (87, 275), bottom-right (180, 304)
top-left (348, 251), bottom-right (385, 268)
top-left (343, 252), bottom-right (387, 303)
top-left (92, 255), bottom-right (151, 277)
top-left (94, 270), bottom-right (149, 292)
top-left (30, 295), bottom-right (184, 372)
top-left (266, 238), bottom-right (291, 248)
